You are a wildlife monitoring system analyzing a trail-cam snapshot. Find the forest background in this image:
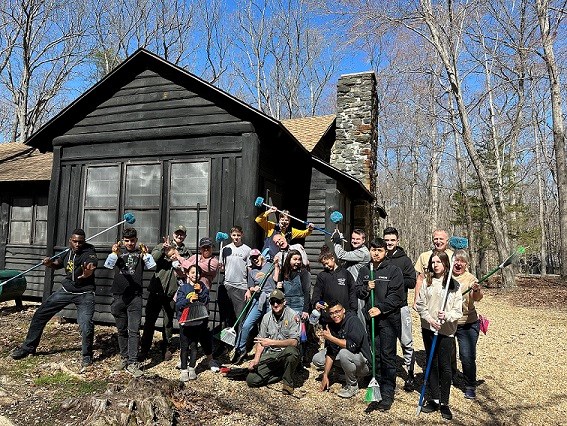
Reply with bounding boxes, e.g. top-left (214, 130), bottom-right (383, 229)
top-left (1, 0), bottom-right (566, 285)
